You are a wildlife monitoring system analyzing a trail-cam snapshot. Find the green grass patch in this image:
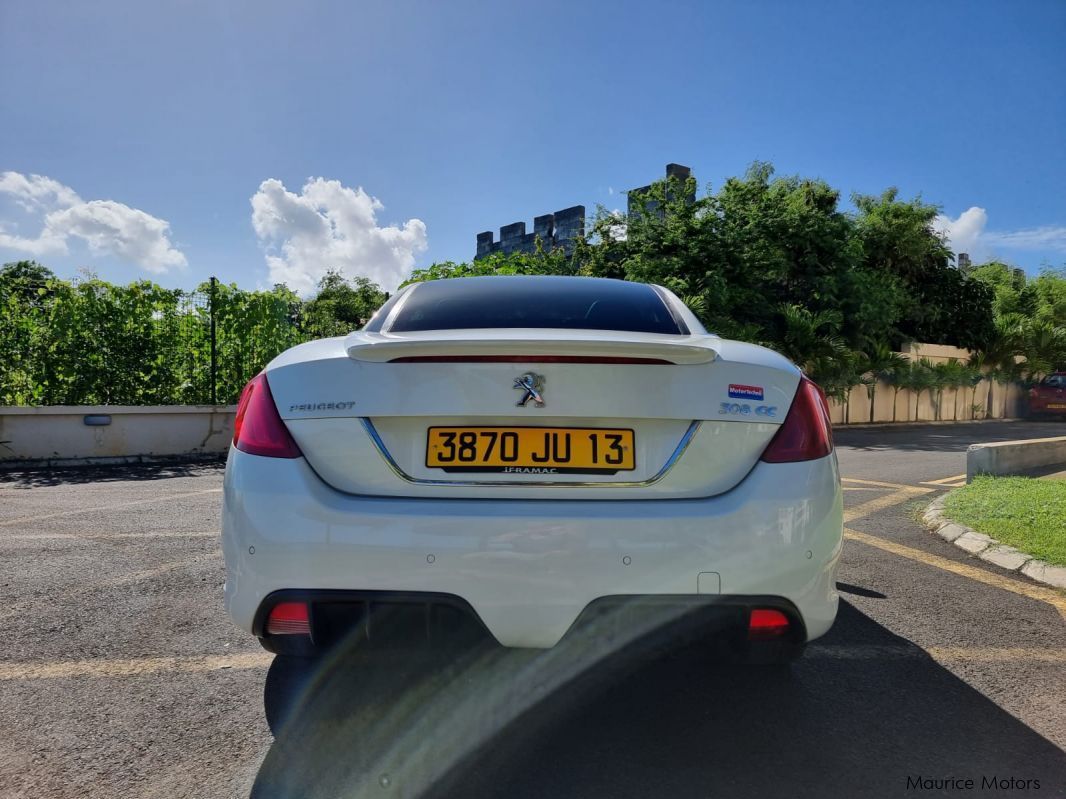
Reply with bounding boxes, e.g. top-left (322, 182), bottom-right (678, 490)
top-left (943, 476), bottom-right (1066, 566)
